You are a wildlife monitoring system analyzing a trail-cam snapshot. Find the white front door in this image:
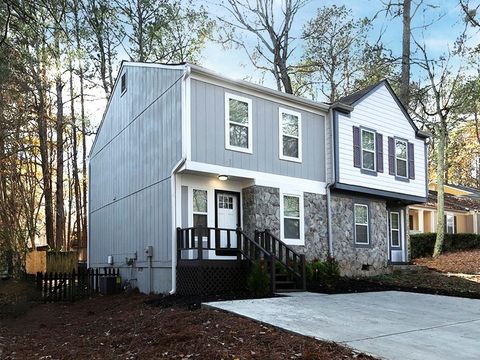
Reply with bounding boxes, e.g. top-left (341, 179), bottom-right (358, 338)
top-left (389, 209), bottom-right (406, 263)
top-left (216, 191), bottom-right (240, 251)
